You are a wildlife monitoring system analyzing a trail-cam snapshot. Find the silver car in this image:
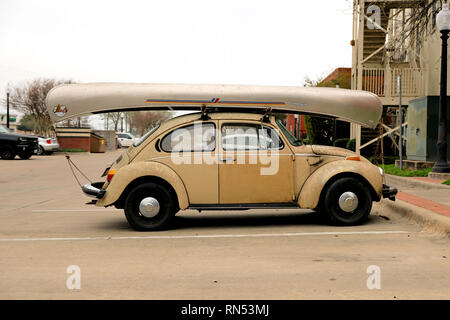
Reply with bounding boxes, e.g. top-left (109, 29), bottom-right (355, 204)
top-left (37, 136), bottom-right (59, 155)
